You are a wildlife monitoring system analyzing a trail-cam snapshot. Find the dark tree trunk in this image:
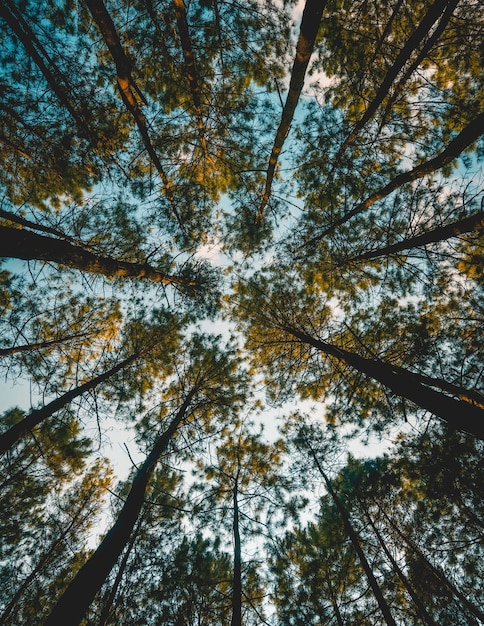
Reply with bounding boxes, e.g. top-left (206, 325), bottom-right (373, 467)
top-left (0, 226), bottom-right (193, 287)
top-left (231, 482), bottom-right (242, 626)
top-left (257, 0), bottom-right (327, 222)
top-left (304, 111), bottom-right (484, 247)
top-left (302, 438), bottom-right (397, 626)
top-left (83, 0), bottom-right (185, 228)
top-left (0, 354), bottom-right (138, 454)
top-left (362, 503), bottom-right (438, 626)
top-left (44, 389), bottom-right (196, 626)
top-left (282, 325), bottom-right (484, 439)
top-left (0, 333), bottom-right (89, 358)
top-left (172, 0), bottom-right (210, 161)
top-left (377, 503), bottom-right (484, 623)
top-left (344, 210), bottom-right (484, 264)
top-left (334, 0), bottom-right (454, 160)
